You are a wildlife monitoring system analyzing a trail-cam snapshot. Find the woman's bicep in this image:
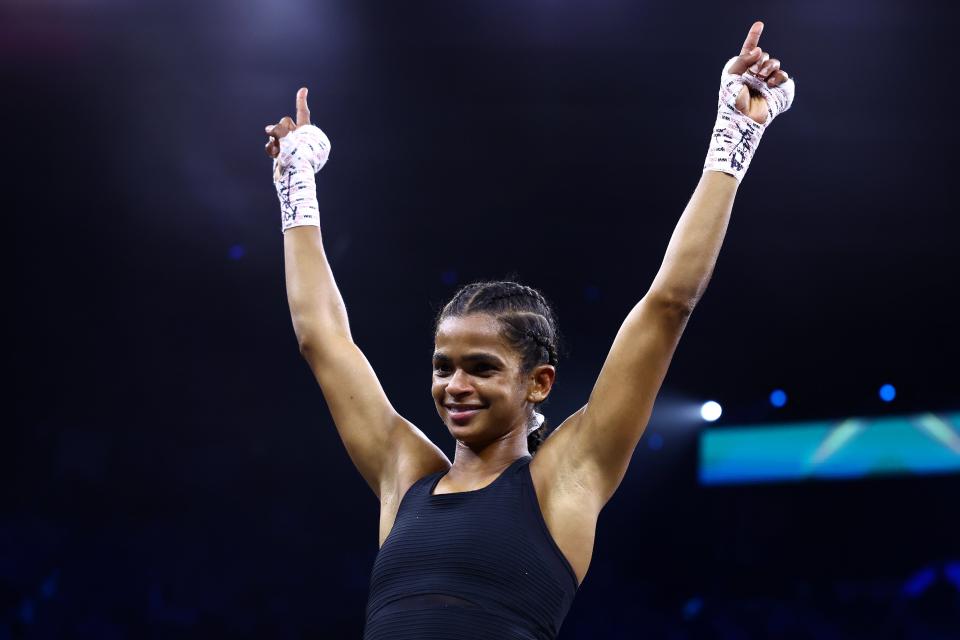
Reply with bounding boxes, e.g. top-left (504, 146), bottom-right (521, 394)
top-left (556, 294), bottom-right (692, 504)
